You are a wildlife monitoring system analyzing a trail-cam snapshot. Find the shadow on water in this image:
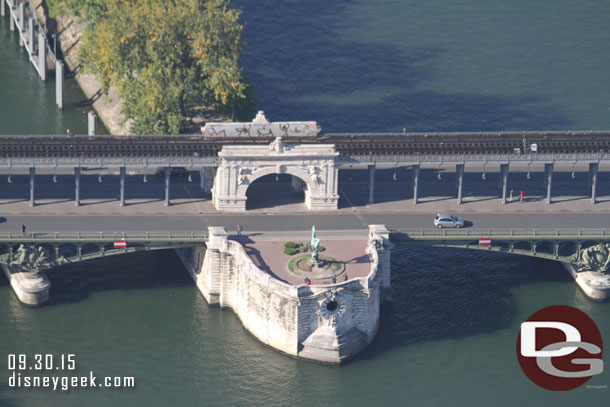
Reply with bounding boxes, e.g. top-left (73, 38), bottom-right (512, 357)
top-left (41, 250), bottom-right (193, 306)
top-left (234, 0), bottom-right (571, 132)
top-left (353, 245), bottom-right (572, 362)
